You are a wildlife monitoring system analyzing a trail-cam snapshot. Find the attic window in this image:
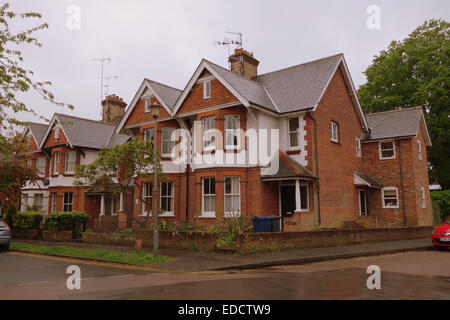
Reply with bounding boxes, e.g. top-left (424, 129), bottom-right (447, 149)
top-left (203, 80), bottom-right (211, 99)
top-left (54, 127), bottom-right (60, 140)
top-left (417, 140), bottom-right (422, 160)
top-left (144, 97), bottom-right (150, 113)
